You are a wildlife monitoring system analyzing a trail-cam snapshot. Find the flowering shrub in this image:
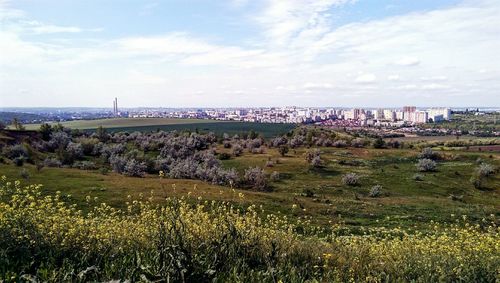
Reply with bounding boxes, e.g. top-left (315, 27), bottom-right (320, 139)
top-left (419, 147), bottom-right (440, 160)
top-left (43, 157), bottom-right (62, 167)
top-left (243, 167), bottom-right (268, 190)
top-left (123, 159), bottom-right (147, 177)
top-left (311, 156), bottom-right (322, 168)
top-left (342, 173), bottom-right (360, 186)
top-left (2, 144), bottom-right (28, 159)
top-left (305, 149), bottom-right (321, 163)
top-left (477, 163), bottom-right (495, 177)
top-left (416, 158), bottom-right (437, 172)
top-left (231, 144), bottom-right (243, 157)
top-left (369, 185), bottom-right (382, 197)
